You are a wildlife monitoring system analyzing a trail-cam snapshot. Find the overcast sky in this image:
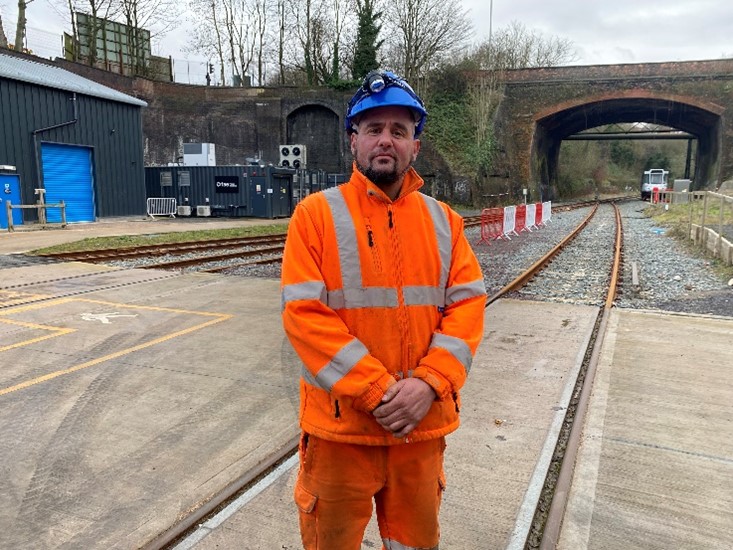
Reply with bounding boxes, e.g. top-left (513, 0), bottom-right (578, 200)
top-left (464, 0), bottom-right (733, 65)
top-left (3, 0), bottom-right (731, 67)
